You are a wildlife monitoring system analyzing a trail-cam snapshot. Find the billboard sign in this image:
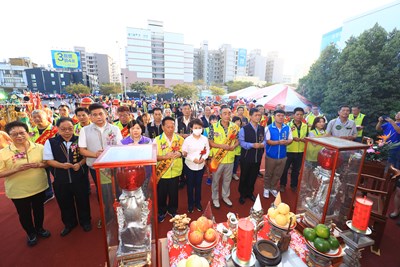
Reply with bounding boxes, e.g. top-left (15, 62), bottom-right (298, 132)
top-left (237, 48), bottom-right (247, 67)
top-left (51, 50), bottom-right (81, 69)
